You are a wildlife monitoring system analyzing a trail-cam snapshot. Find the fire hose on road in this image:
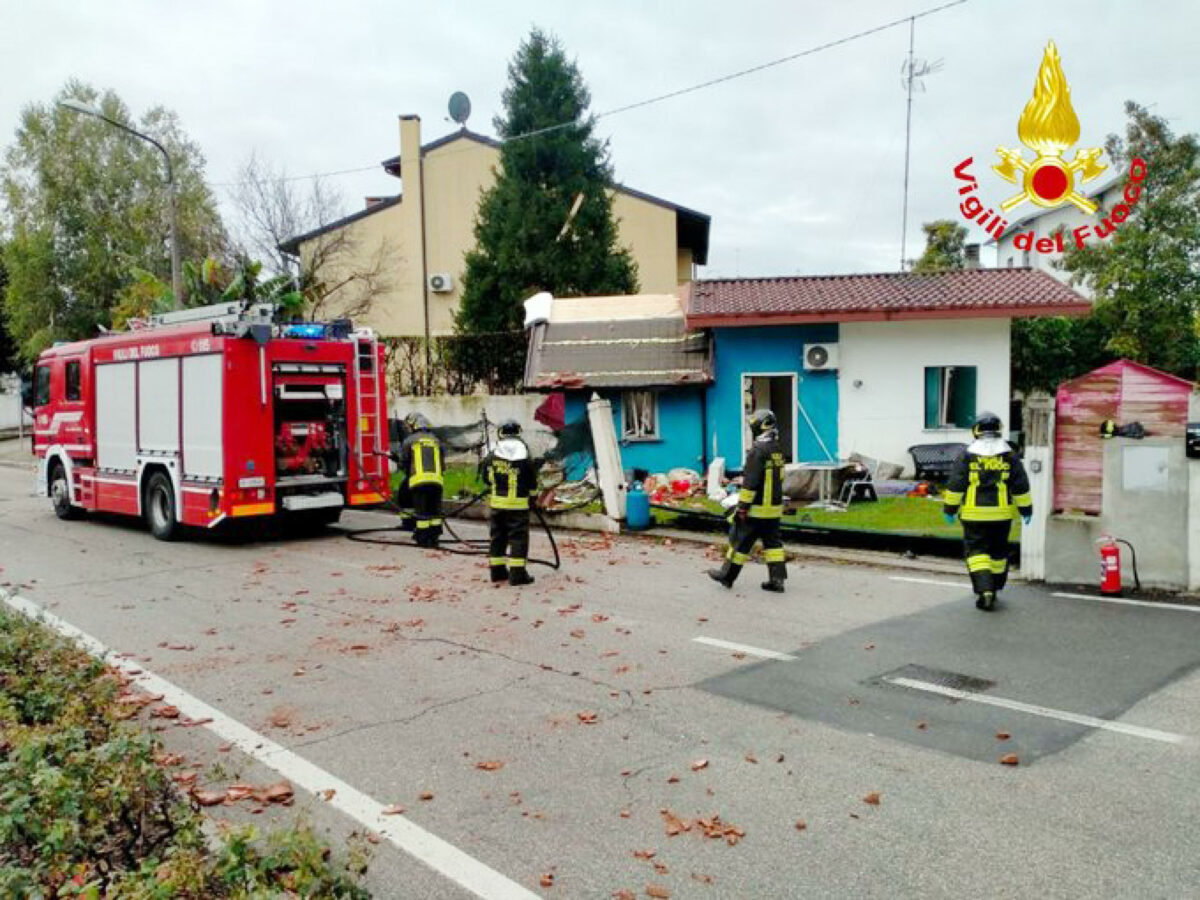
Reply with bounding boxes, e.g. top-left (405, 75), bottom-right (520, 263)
top-left (343, 454), bottom-right (569, 570)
